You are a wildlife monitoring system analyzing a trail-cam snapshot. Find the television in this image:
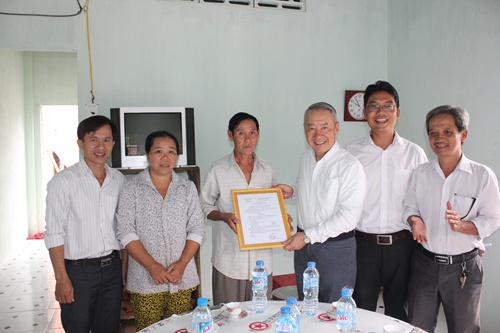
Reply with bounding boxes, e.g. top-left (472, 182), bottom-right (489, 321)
top-left (110, 107), bottom-right (195, 168)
